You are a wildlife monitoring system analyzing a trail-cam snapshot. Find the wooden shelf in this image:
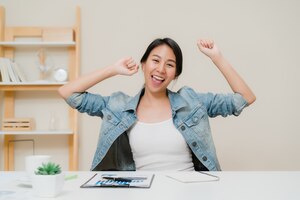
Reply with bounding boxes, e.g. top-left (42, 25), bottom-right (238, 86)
top-left (0, 41), bottom-right (75, 47)
top-left (0, 130), bottom-right (73, 135)
top-left (0, 6), bottom-right (80, 171)
top-left (0, 82), bottom-right (66, 91)
top-left (0, 81), bottom-right (66, 85)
